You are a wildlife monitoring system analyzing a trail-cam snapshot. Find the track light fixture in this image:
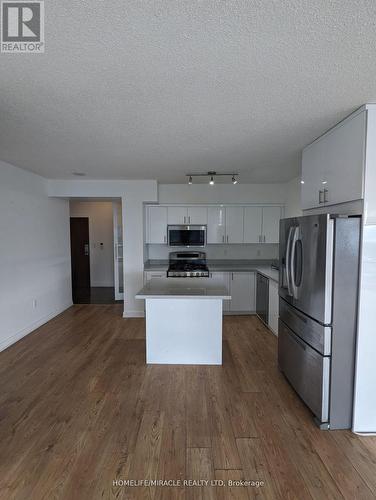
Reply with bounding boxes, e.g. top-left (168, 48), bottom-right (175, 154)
top-left (186, 171), bottom-right (239, 185)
